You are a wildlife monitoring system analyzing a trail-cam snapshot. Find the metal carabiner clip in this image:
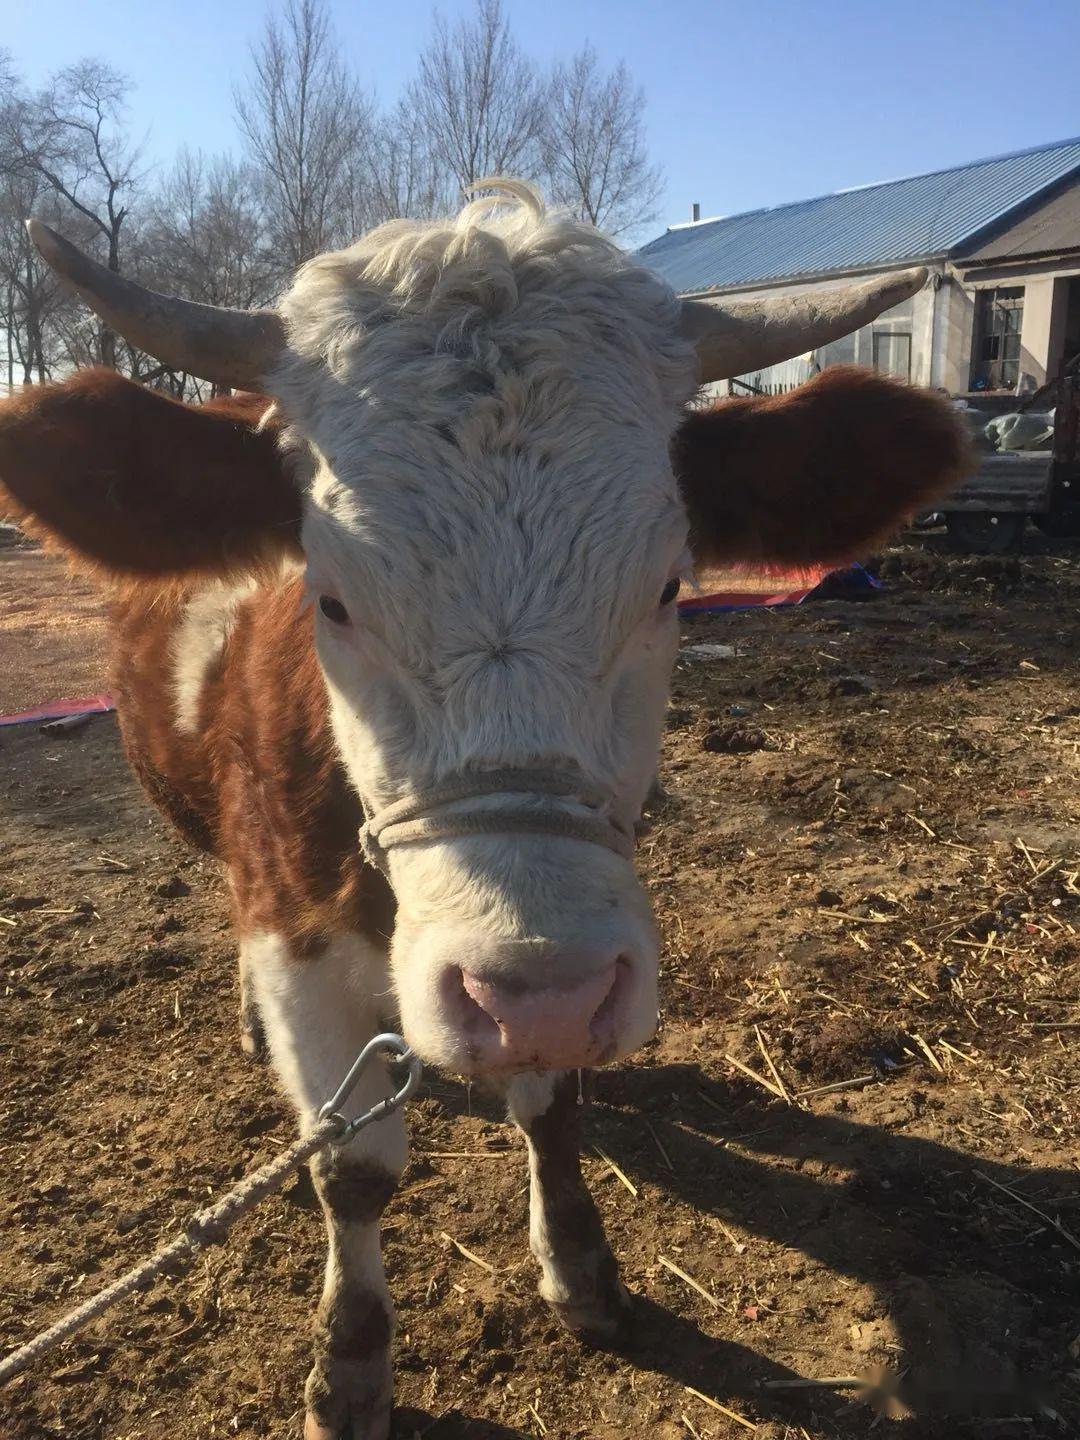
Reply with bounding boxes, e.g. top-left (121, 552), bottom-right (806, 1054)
top-left (317, 1032), bottom-right (423, 1142)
